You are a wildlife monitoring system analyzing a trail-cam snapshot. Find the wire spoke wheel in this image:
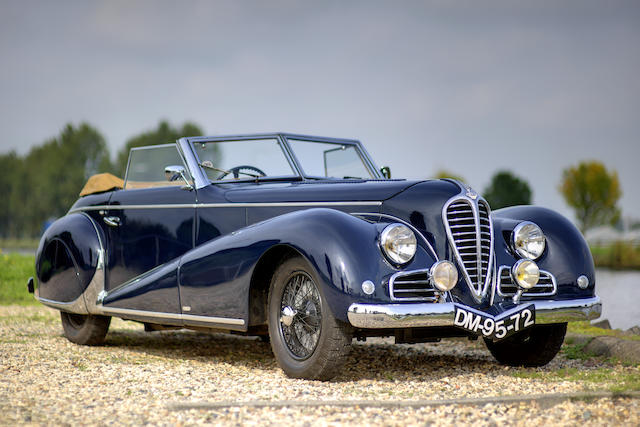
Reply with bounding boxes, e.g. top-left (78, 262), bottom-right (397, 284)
top-left (268, 256), bottom-right (353, 380)
top-left (279, 271), bottom-right (322, 360)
